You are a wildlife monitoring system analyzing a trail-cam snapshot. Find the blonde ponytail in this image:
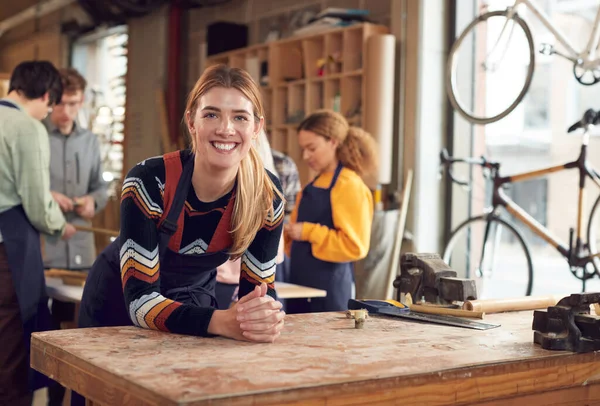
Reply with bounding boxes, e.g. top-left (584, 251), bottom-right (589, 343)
top-left (337, 126), bottom-right (378, 180)
top-left (229, 145), bottom-right (282, 258)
